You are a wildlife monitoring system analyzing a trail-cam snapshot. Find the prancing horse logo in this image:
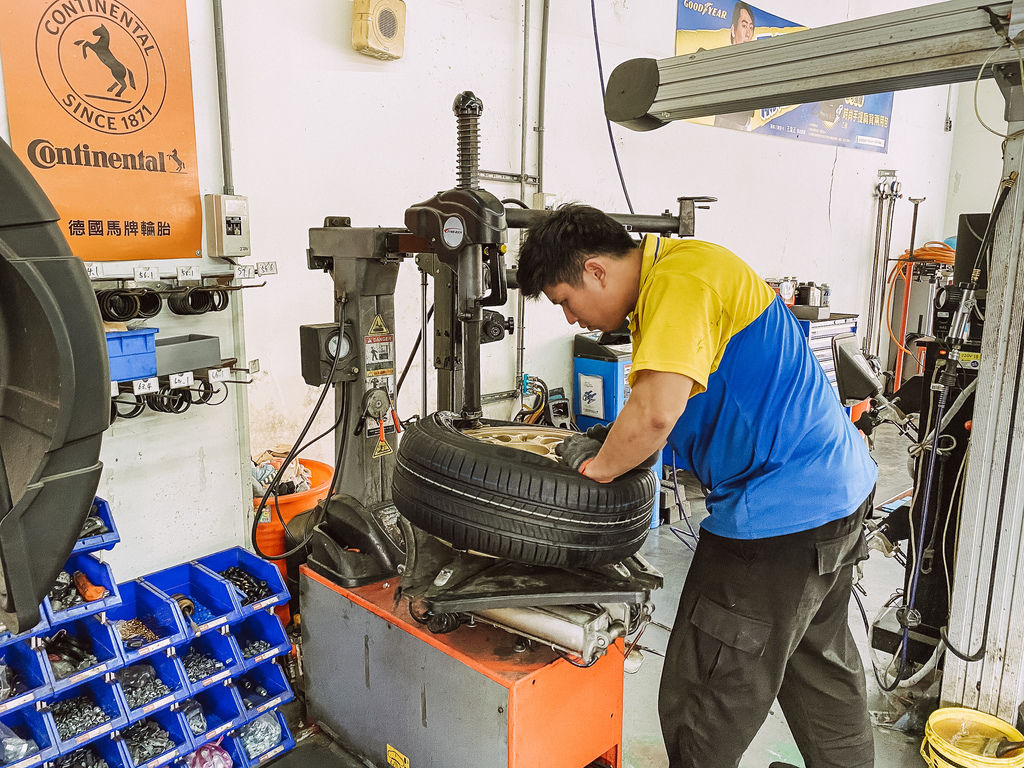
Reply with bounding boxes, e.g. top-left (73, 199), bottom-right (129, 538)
top-left (74, 25), bottom-right (135, 98)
